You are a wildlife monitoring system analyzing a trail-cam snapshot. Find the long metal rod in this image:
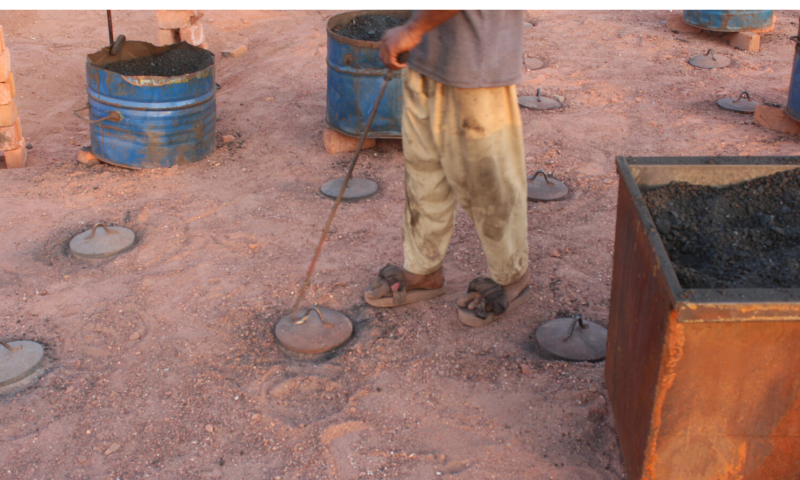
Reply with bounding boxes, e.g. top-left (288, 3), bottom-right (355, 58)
top-left (289, 71), bottom-right (396, 320)
top-left (106, 11), bottom-right (114, 47)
